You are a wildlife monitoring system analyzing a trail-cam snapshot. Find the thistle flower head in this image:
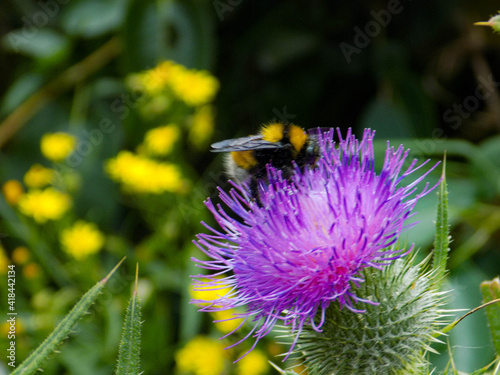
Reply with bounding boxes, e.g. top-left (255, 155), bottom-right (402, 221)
top-left (192, 128), bottom-right (439, 357)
